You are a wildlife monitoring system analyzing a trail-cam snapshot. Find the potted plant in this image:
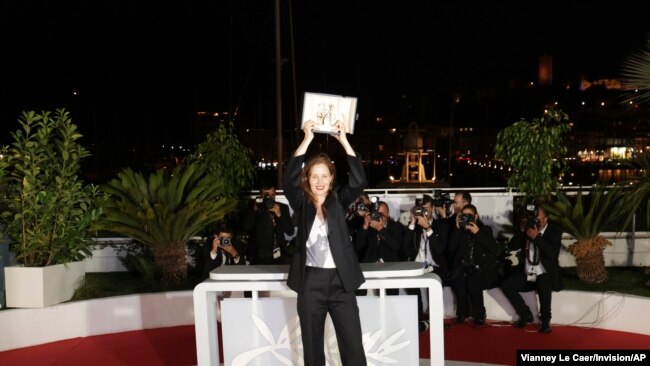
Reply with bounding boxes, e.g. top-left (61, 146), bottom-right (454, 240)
top-left (100, 163), bottom-right (238, 286)
top-left (542, 185), bottom-right (626, 284)
top-left (494, 108), bottom-right (571, 206)
top-left (0, 110), bottom-right (103, 307)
